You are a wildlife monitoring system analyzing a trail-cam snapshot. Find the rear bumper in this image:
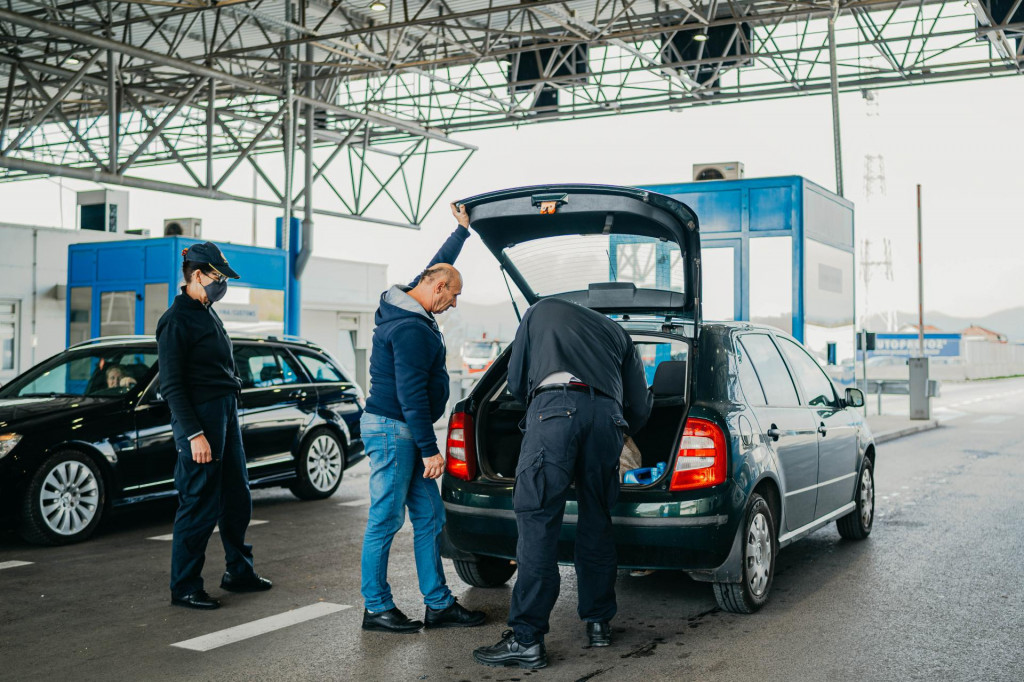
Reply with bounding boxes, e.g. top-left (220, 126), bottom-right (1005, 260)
top-left (441, 483), bottom-right (742, 572)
